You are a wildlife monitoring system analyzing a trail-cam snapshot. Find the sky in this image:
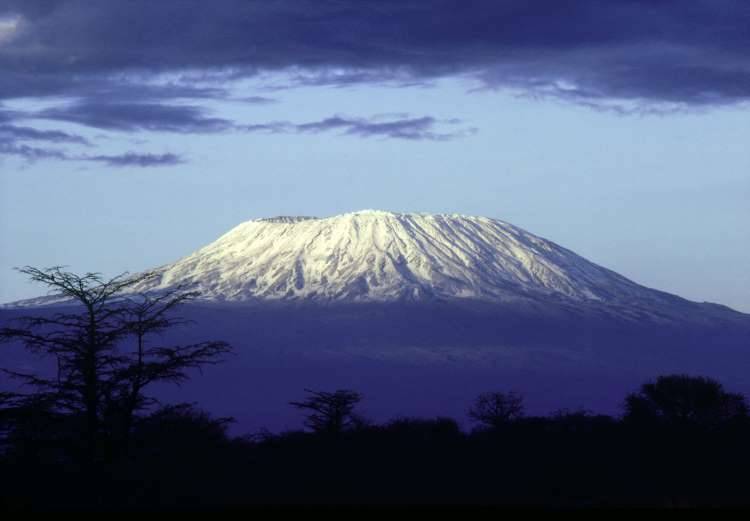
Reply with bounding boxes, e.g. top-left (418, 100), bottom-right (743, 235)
top-left (0, 0), bottom-right (748, 312)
